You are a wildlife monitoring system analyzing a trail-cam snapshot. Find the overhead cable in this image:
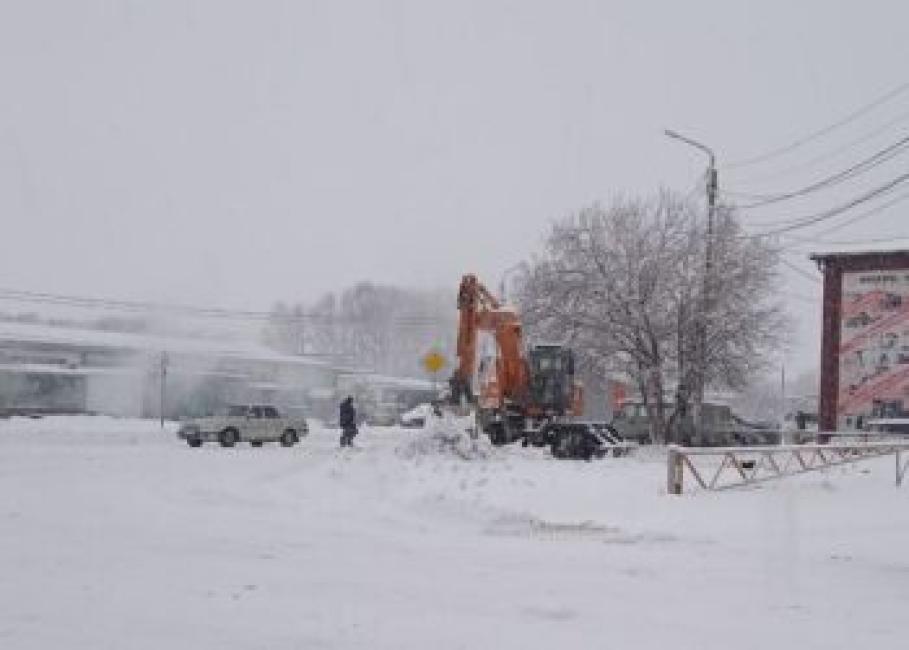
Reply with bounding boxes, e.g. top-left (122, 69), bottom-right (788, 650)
top-left (780, 257), bottom-right (822, 285)
top-left (727, 134), bottom-right (909, 210)
top-left (736, 107), bottom-right (909, 183)
top-left (0, 288), bottom-right (451, 326)
top-left (743, 170), bottom-right (909, 238)
top-left (724, 80), bottom-right (909, 170)
top-left (779, 192), bottom-right (909, 248)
